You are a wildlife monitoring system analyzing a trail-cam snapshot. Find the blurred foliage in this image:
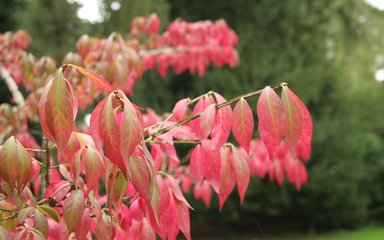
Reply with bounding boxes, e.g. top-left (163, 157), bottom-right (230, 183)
top-left (2, 0), bottom-right (384, 232)
top-left (168, 0), bottom-right (384, 230)
top-left (13, 0), bottom-right (84, 60)
top-left (91, 0), bottom-right (169, 36)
